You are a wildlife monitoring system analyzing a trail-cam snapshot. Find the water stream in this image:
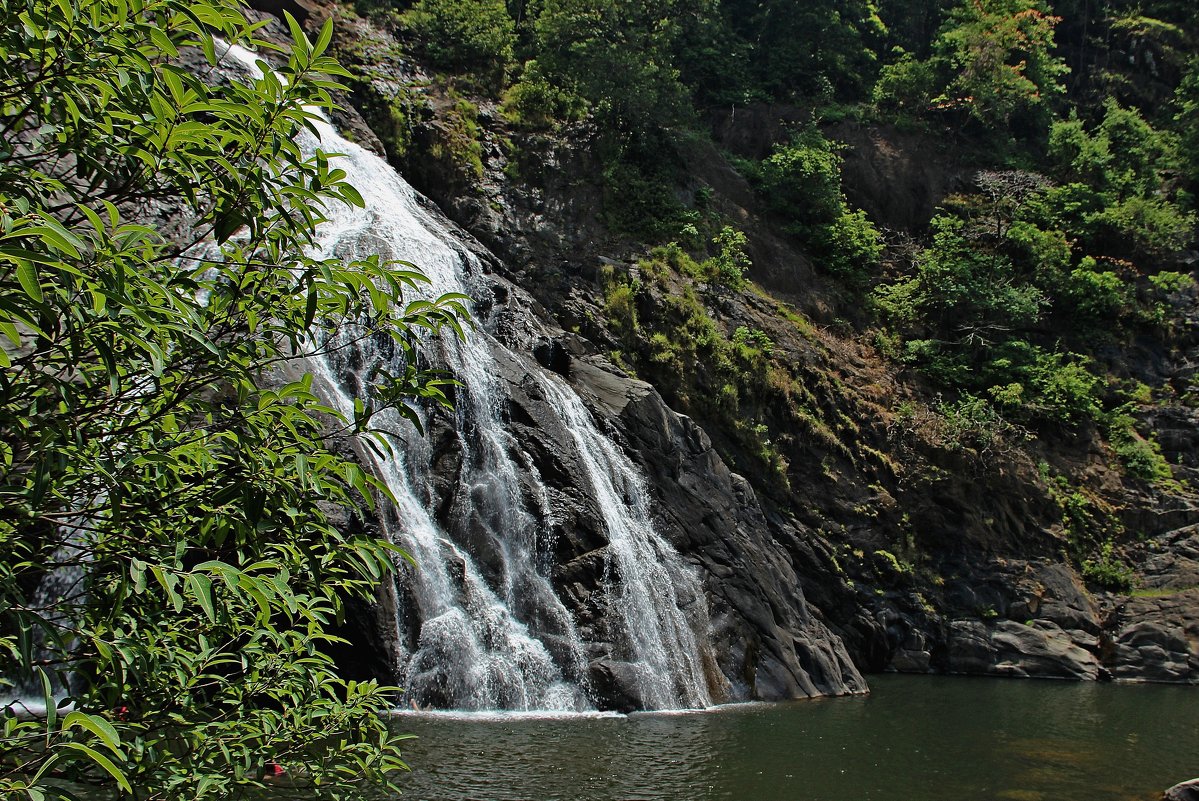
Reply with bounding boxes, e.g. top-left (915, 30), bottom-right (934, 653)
top-left (219, 45), bottom-right (713, 711)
